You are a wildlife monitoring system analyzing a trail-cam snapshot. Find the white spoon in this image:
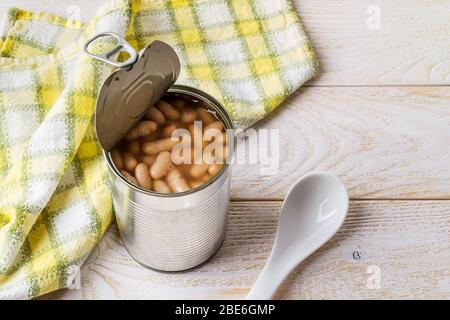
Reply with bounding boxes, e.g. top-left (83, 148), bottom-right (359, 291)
top-left (246, 171), bottom-right (349, 300)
